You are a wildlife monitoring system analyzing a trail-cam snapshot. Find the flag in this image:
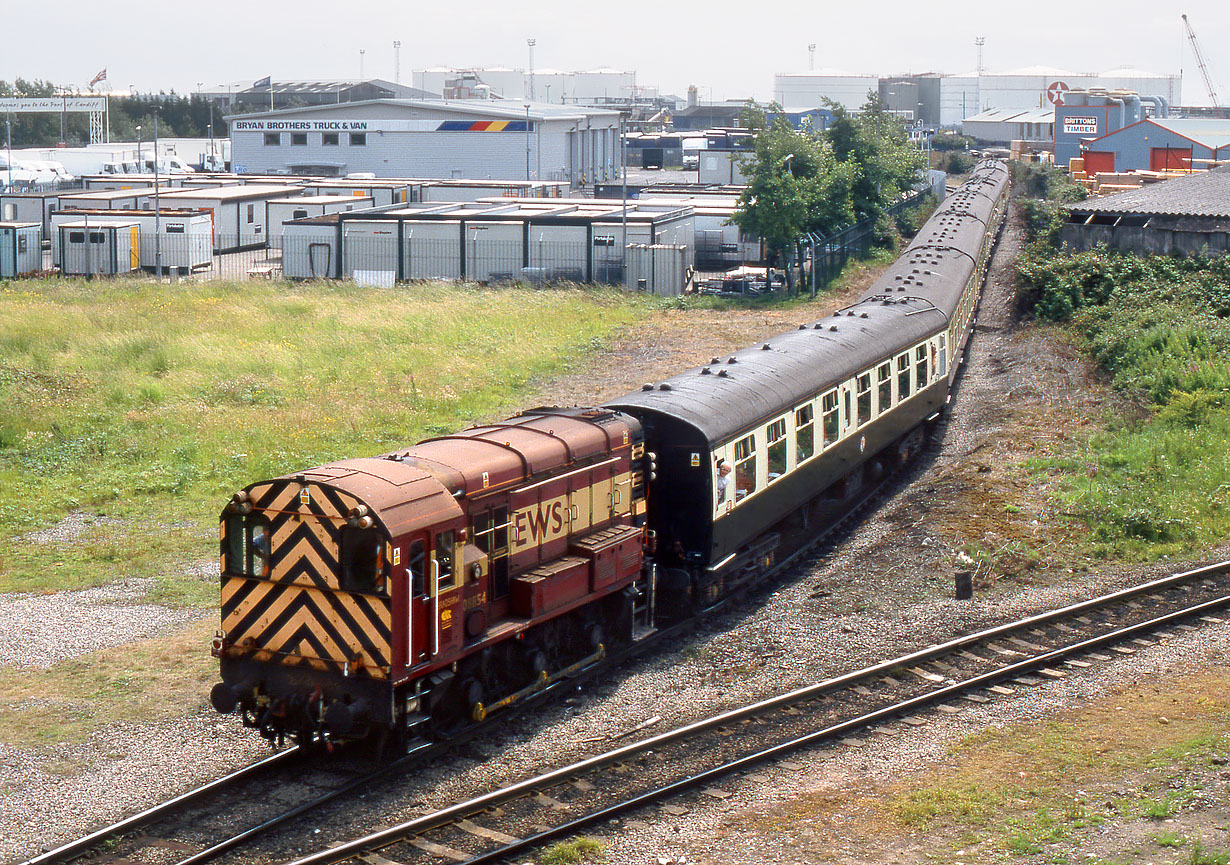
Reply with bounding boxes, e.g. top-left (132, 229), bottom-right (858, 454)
top-left (253, 76), bottom-right (271, 89)
top-left (89, 68), bottom-right (107, 88)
